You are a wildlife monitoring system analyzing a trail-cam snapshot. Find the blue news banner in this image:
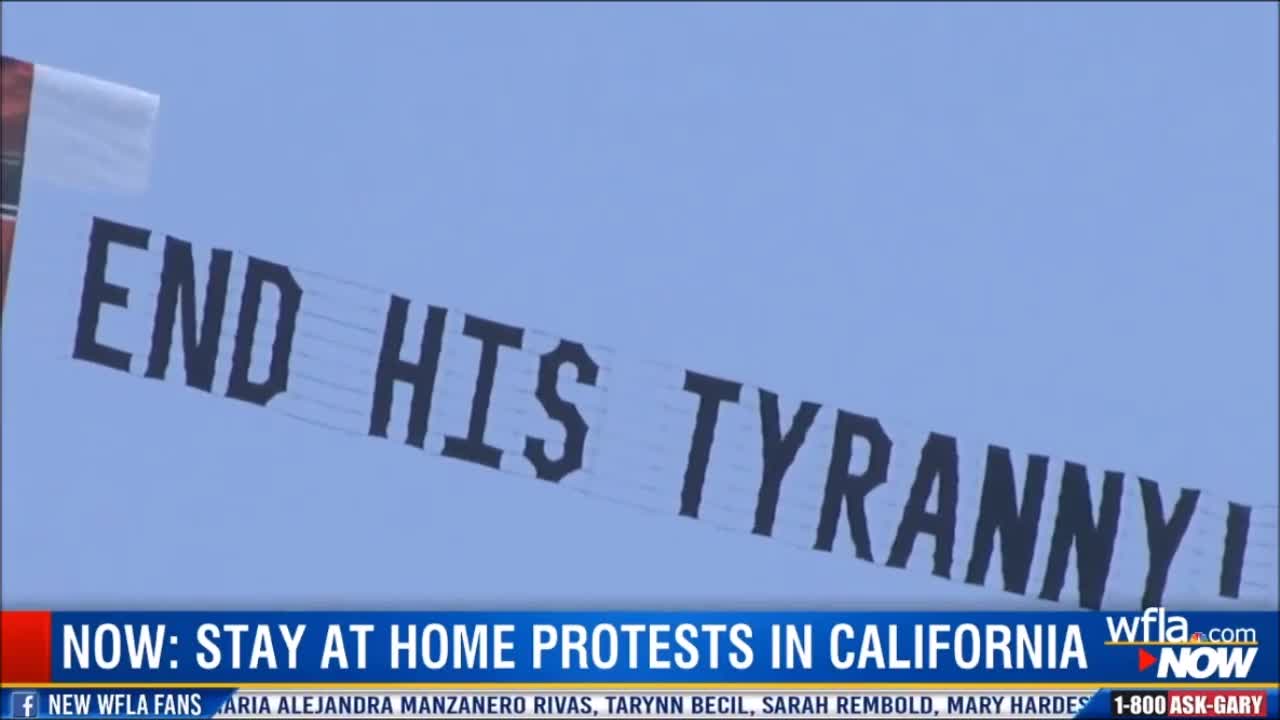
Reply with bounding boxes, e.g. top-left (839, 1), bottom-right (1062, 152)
top-left (0, 611), bottom-right (1276, 718)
